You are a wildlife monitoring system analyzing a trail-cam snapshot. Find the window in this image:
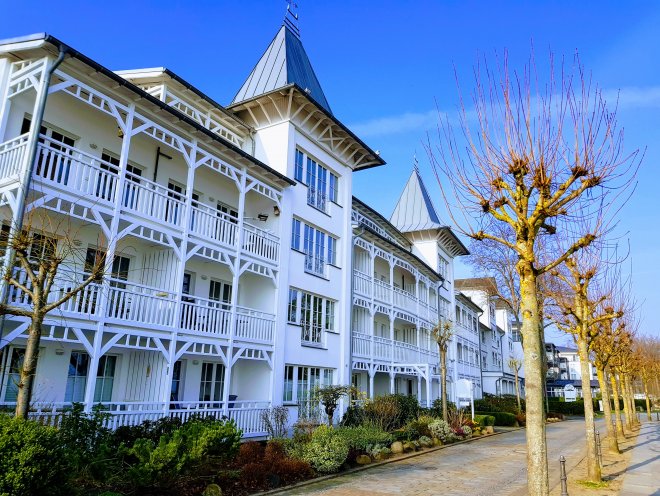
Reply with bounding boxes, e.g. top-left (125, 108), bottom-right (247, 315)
top-left (199, 362), bottom-right (225, 404)
top-left (2, 348), bottom-right (24, 402)
top-left (85, 248), bottom-right (130, 284)
top-left (291, 219), bottom-right (301, 250)
top-left (295, 149), bottom-right (339, 211)
top-left (65, 351), bottom-right (89, 403)
top-left (209, 279), bottom-right (232, 309)
top-left (329, 173), bottom-right (339, 203)
top-left (283, 364), bottom-right (334, 403)
top-left (23, 117), bottom-right (76, 186)
top-left (94, 355), bottom-right (116, 402)
top-left (217, 202), bottom-right (238, 223)
top-left (438, 256), bottom-right (448, 279)
top-left (288, 288), bottom-right (336, 343)
top-left (294, 149), bottom-right (304, 182)
top-left (0, 224), bottom-right (9, 259)
top-left (97, 151), bottom-right (142, 203)
top-left (170, 360), bottom-right (184, 402)
top-left (292, 220), bottom-right (337, 275)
